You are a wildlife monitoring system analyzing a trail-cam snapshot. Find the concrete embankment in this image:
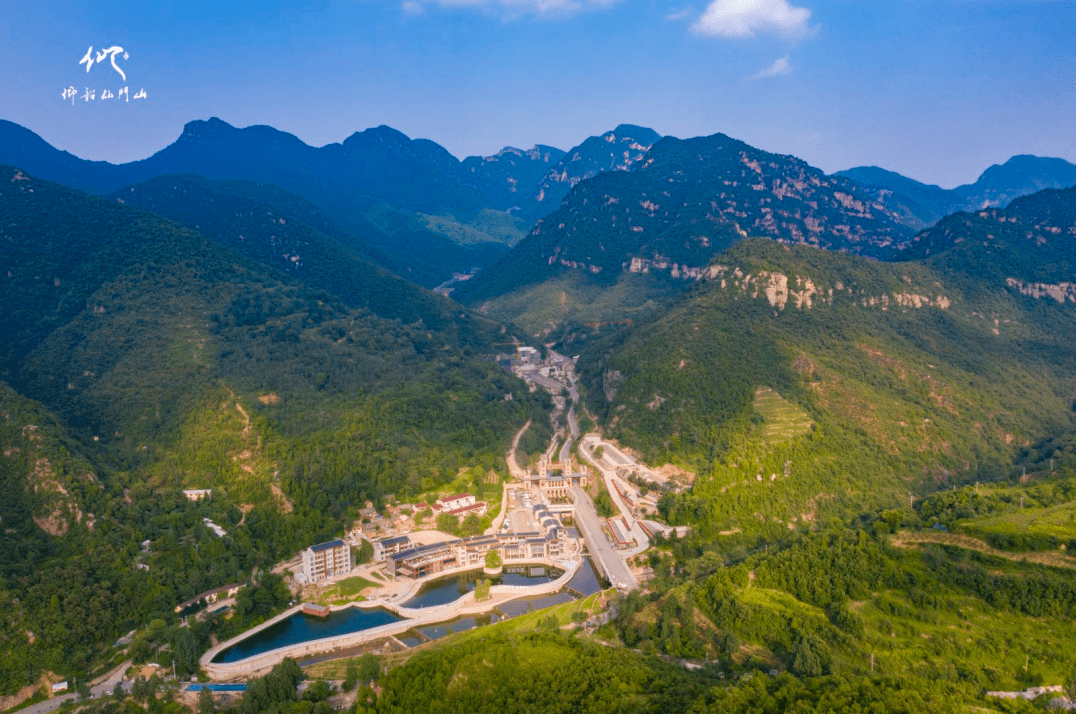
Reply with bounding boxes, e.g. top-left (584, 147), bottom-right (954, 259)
top-left (201, 559), bottom-right (582, 680)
